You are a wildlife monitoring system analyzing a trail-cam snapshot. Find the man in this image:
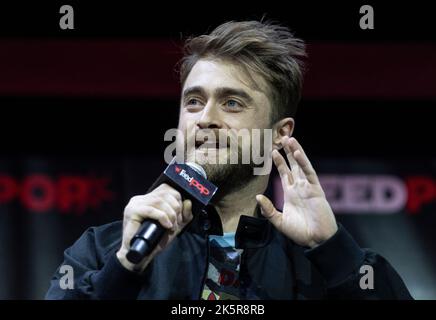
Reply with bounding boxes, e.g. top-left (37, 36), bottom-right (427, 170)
top-left (46, 21), bottom-right (412, 299)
